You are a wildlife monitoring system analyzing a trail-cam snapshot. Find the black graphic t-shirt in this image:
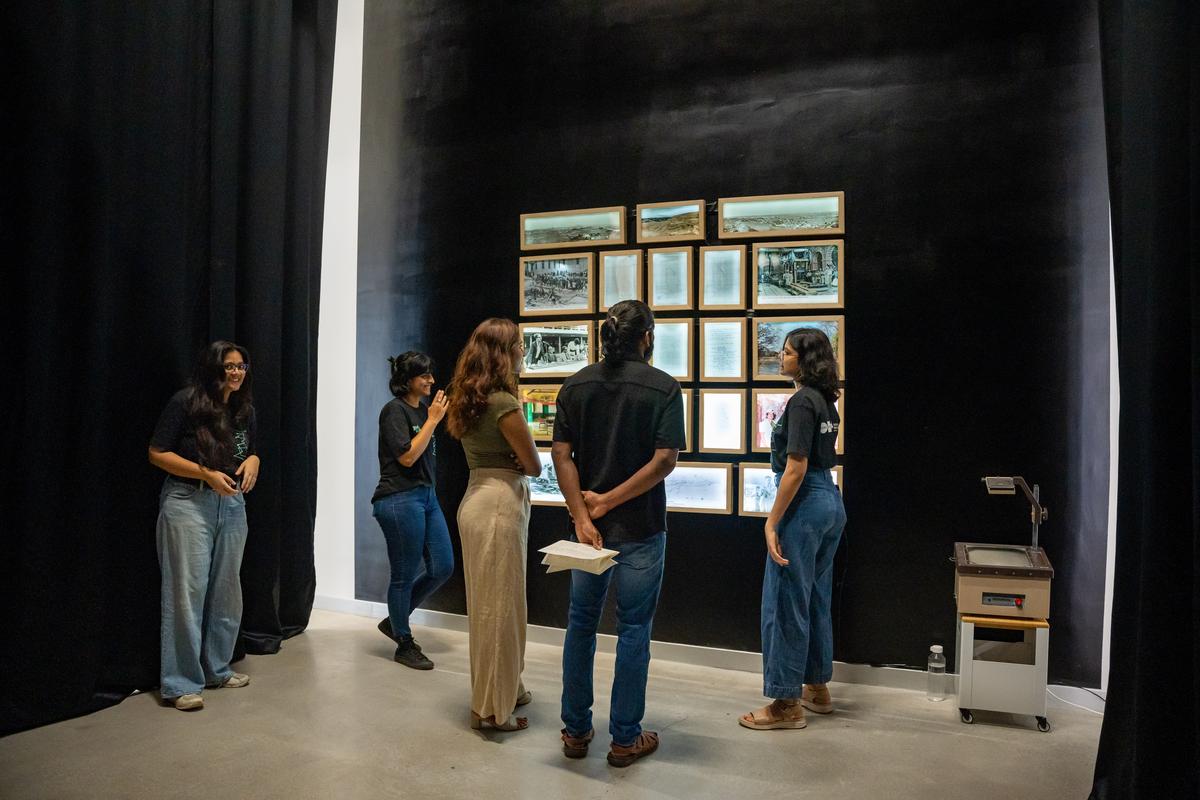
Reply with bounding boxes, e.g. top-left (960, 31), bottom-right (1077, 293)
top-left (372, 397), bottom-right (435, 502)
top-left (150, 388), bottom-right (258, 477)
top-left (770, 385), bottom-right (839, 474)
